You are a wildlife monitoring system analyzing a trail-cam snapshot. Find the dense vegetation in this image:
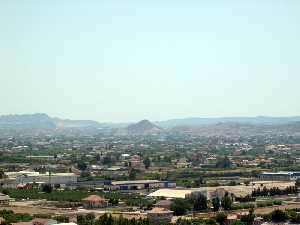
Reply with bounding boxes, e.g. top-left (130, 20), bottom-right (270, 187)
top-left (252, 186), bottom-right (298, 197)
top-left (77, 214), bottom-right (150, 225)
